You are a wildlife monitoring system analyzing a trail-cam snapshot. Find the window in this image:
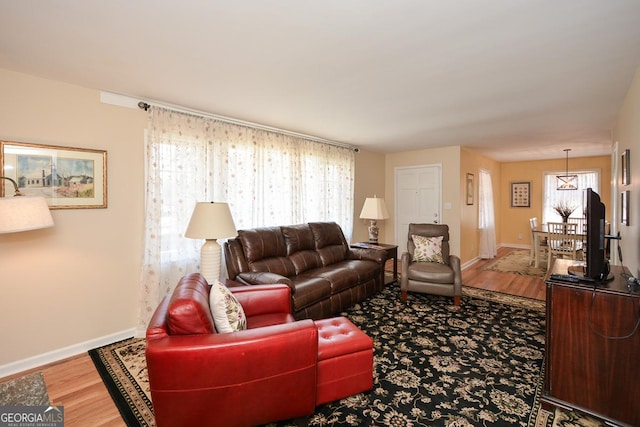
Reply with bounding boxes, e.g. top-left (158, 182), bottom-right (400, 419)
top-left (542, 170), bottom-right (599, 224)
top-left (138, 108), bottom-right (355, 335)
